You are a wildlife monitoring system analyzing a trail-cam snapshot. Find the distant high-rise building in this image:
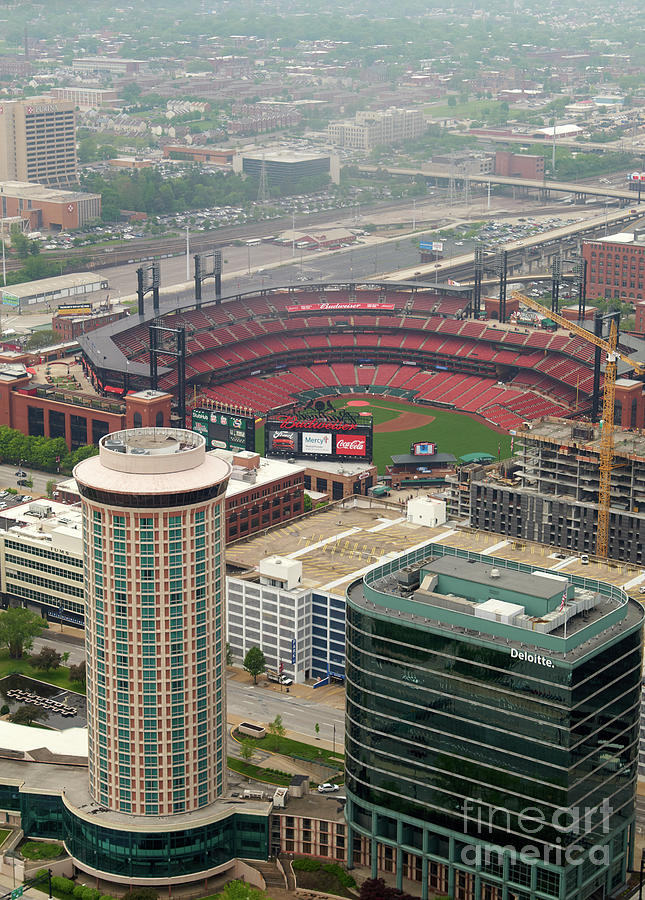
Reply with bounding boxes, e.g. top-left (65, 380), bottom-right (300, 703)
top-left (0, 98), bottom-right (77, 186)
